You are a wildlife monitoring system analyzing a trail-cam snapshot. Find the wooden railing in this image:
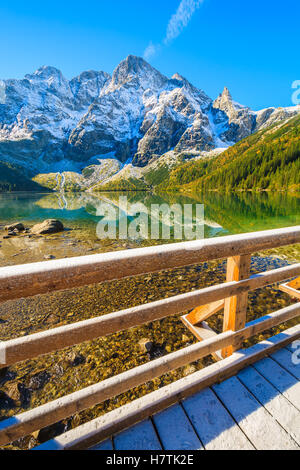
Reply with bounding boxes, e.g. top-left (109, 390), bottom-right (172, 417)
top-left (0, 226), bottom-right (299, 448)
